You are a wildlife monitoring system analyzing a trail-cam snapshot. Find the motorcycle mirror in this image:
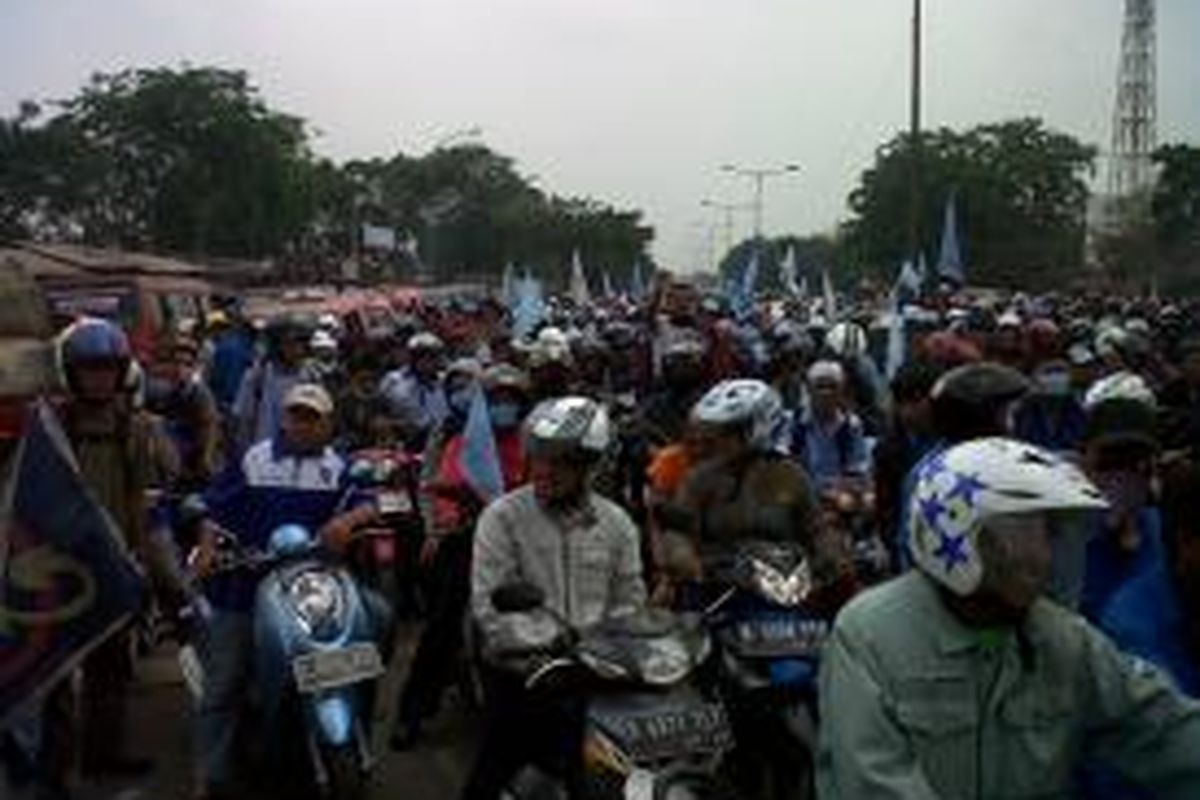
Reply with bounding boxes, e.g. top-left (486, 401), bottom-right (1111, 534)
top-left (178, 494), bottom-right (209, 526)
top-left (491, 582), bottom-right (546, 614)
